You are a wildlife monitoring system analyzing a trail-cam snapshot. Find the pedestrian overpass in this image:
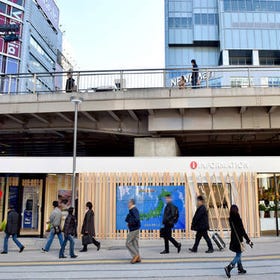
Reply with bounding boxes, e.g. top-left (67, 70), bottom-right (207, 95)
top-left (0, 66), bottom-right (280, 156)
